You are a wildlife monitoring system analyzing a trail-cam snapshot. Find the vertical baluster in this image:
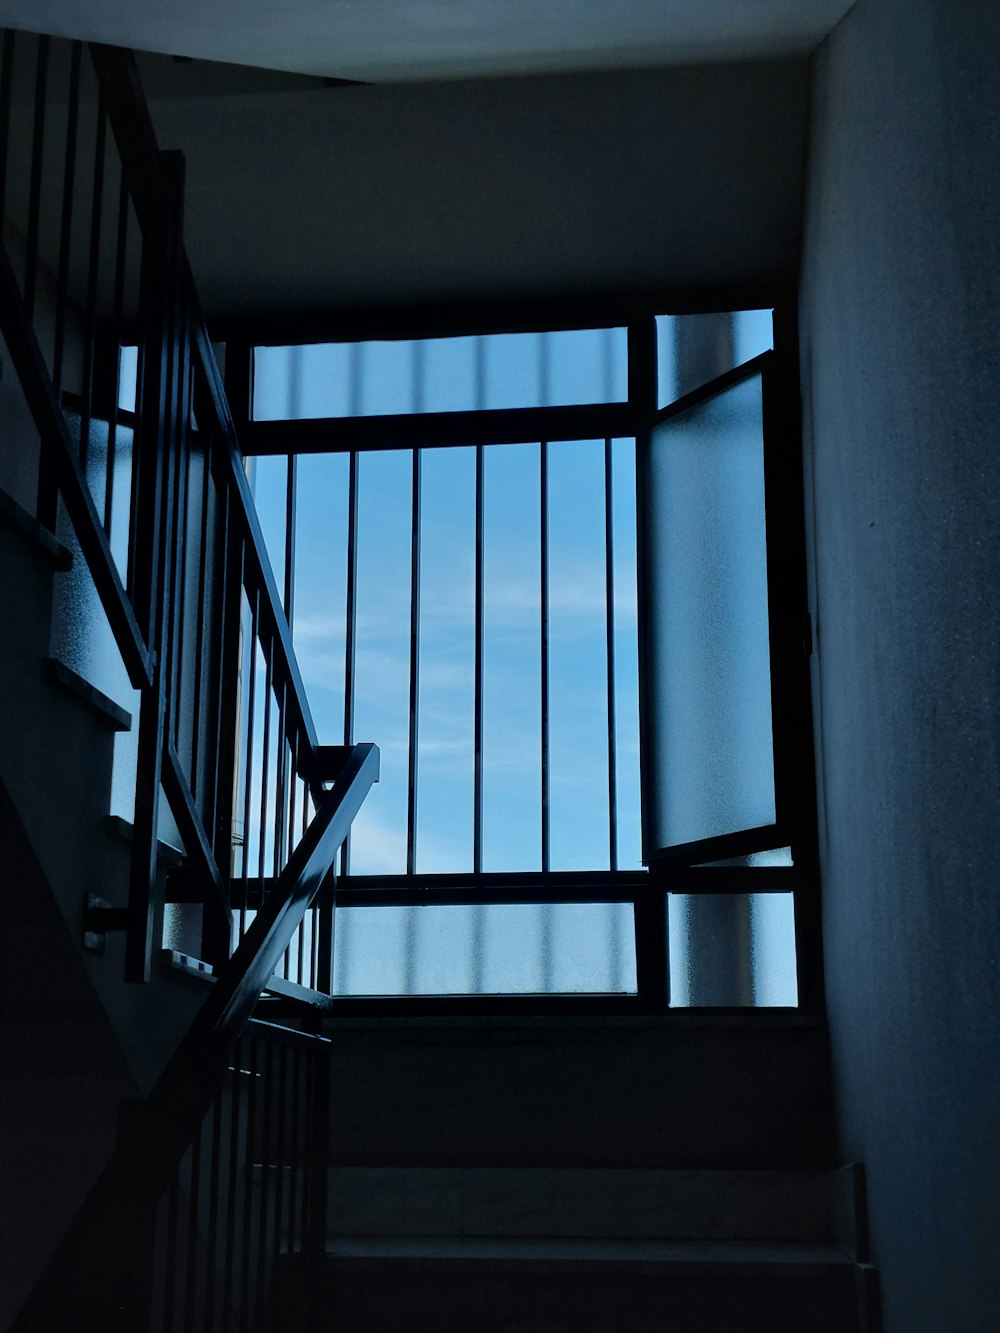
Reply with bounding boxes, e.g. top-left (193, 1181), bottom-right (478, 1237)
top-left (305, 1044), bottom-right (330, 1323)
top-left (162, 1171), bottom-right (182, 1333)
top-left (0, 30), bottom-right (15, 220)
top-left (271, 1043), bottom-right (289, 1282)
top-left (604, 437), bottom-right (619, 871)
top-left (190, 413), bottom-right (213, 800)
top-left (183, 1114), bottom-right (203, 1332)
top-left (172, 355), bottom-right (194, 753)
top-left (52, 42), bottom-right (80, 399)
top-left (258, 641), bottom-right (273, 903)
top-left (255, 1037), bottom-right (275, 1317)
top-left (240, 592), bottom-right (259, 944)
top-left (286, 1043), bottom-right (302, 1256)
top-left (103, 166), bottom-right (129, 540)
top-left (221, 1035), bottom-right (243, 1333)
top-left (204, 1084), bottom-right (224, 1332)
top-left (23, 35), bottom-right (48, 322)
top-left (239, 1031), bottom-right (259, 1333)
top-left (79, 84), bottom-right (106, 472)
